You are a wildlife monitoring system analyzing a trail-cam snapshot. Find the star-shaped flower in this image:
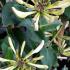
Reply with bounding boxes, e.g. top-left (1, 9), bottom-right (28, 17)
top-left (0, 36), bottom-right (48, 70)
top-left (12, 0), bottom-right (70, 31)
